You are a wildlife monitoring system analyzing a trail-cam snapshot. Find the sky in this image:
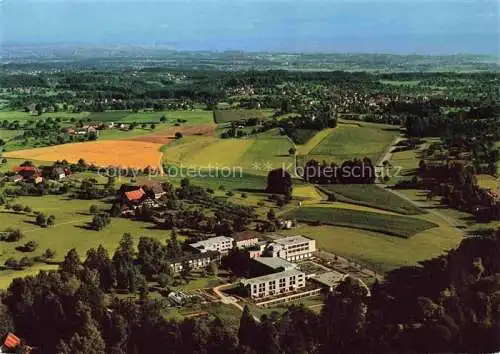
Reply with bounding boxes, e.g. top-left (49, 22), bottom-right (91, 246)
top-left (1, 0), bottom-right (499, 54)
